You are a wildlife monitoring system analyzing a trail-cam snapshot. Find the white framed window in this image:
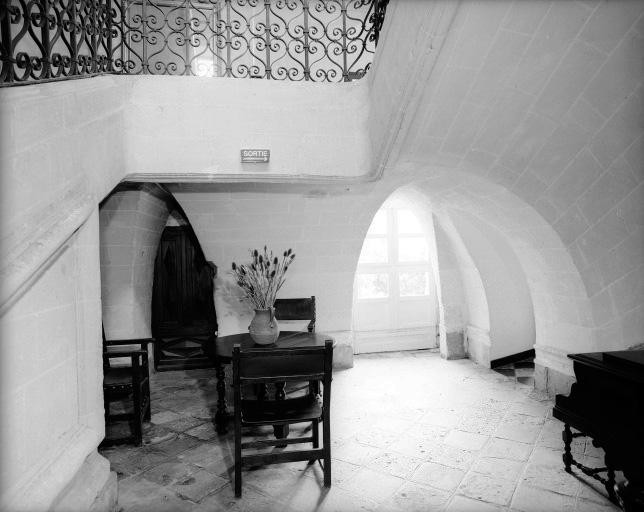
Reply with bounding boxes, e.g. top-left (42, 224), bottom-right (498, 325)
top-left (353, 200), bottom-right (438, 352)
